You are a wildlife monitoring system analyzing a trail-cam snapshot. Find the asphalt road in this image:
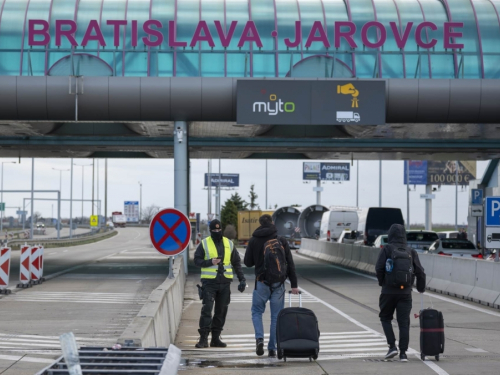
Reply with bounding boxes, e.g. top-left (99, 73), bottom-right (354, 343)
top-left (177, 249), bottom-right (500, 375)
top-left (0, 227), bottom-right (168, 375)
